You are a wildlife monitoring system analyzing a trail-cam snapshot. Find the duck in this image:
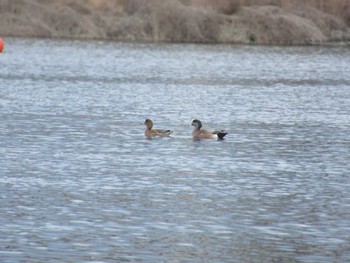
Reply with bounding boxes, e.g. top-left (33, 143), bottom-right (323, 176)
top-left (144, 119), bottom-right (172, 138)
top-left (191, 119), bottom-right (227, 140)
